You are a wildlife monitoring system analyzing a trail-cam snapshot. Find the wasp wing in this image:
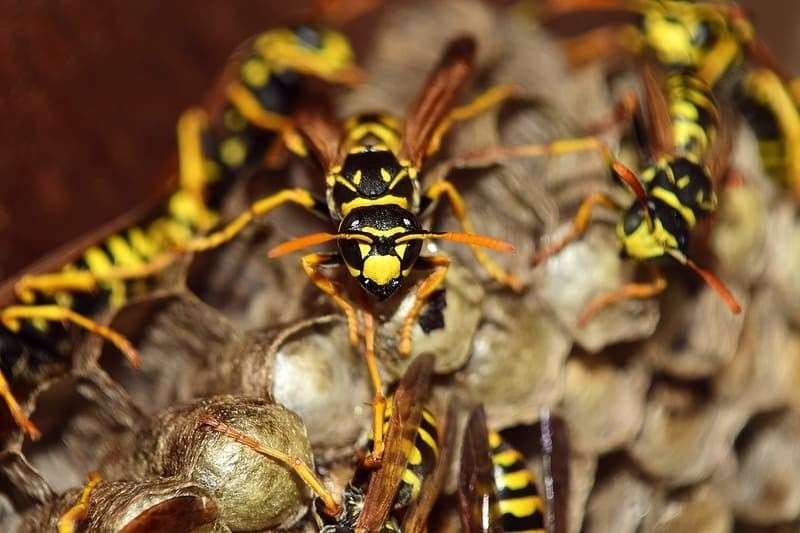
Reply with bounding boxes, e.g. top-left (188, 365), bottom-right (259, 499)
top-left (402, 400), bottom-right (456, 533)
top-left (458, 405), bottom-right (503, 533)
top-left (355, 353), bottom-right (435, 531)
top-left (637, 60), bottom-right (675, 160)
top-left (399, 36), bottom-right (476, 170)
top-left (293, 98), bottom-right (346, 172)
